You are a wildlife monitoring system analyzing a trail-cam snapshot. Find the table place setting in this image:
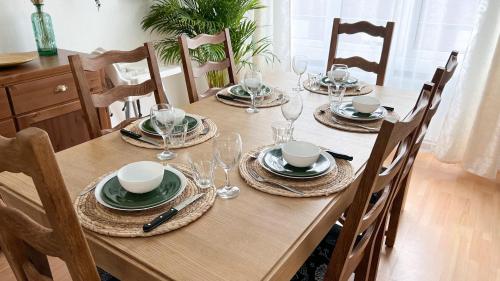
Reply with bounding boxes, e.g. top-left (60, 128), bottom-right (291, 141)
top-left (303, 63), bottom-right (374, 96)
top-left (239, 141), bottom-right (354, 197)
top-left (314, 95), bottom-right (399, 133)
top-left (74, 161), bottom-right (217, 237)
top-left (120, 105), bottom-right (217, 151)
